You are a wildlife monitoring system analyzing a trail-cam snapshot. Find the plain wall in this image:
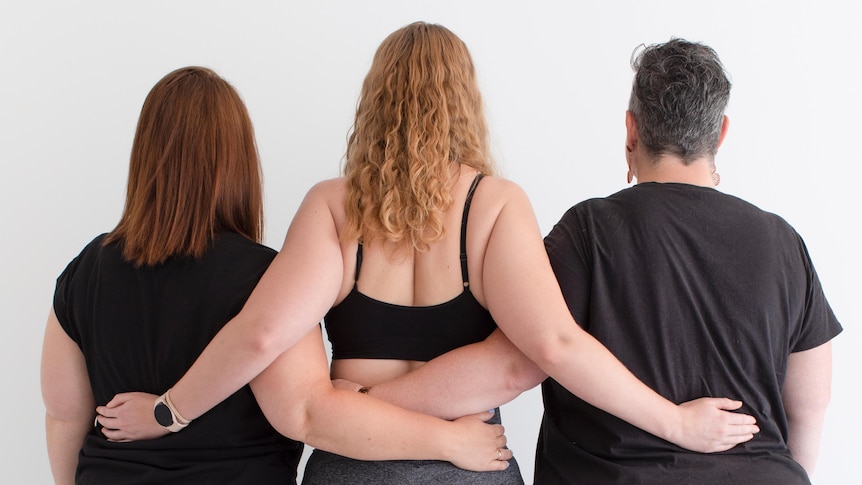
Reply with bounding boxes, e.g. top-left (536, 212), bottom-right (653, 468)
top-left (2, 1), bottom-right (857, 483)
